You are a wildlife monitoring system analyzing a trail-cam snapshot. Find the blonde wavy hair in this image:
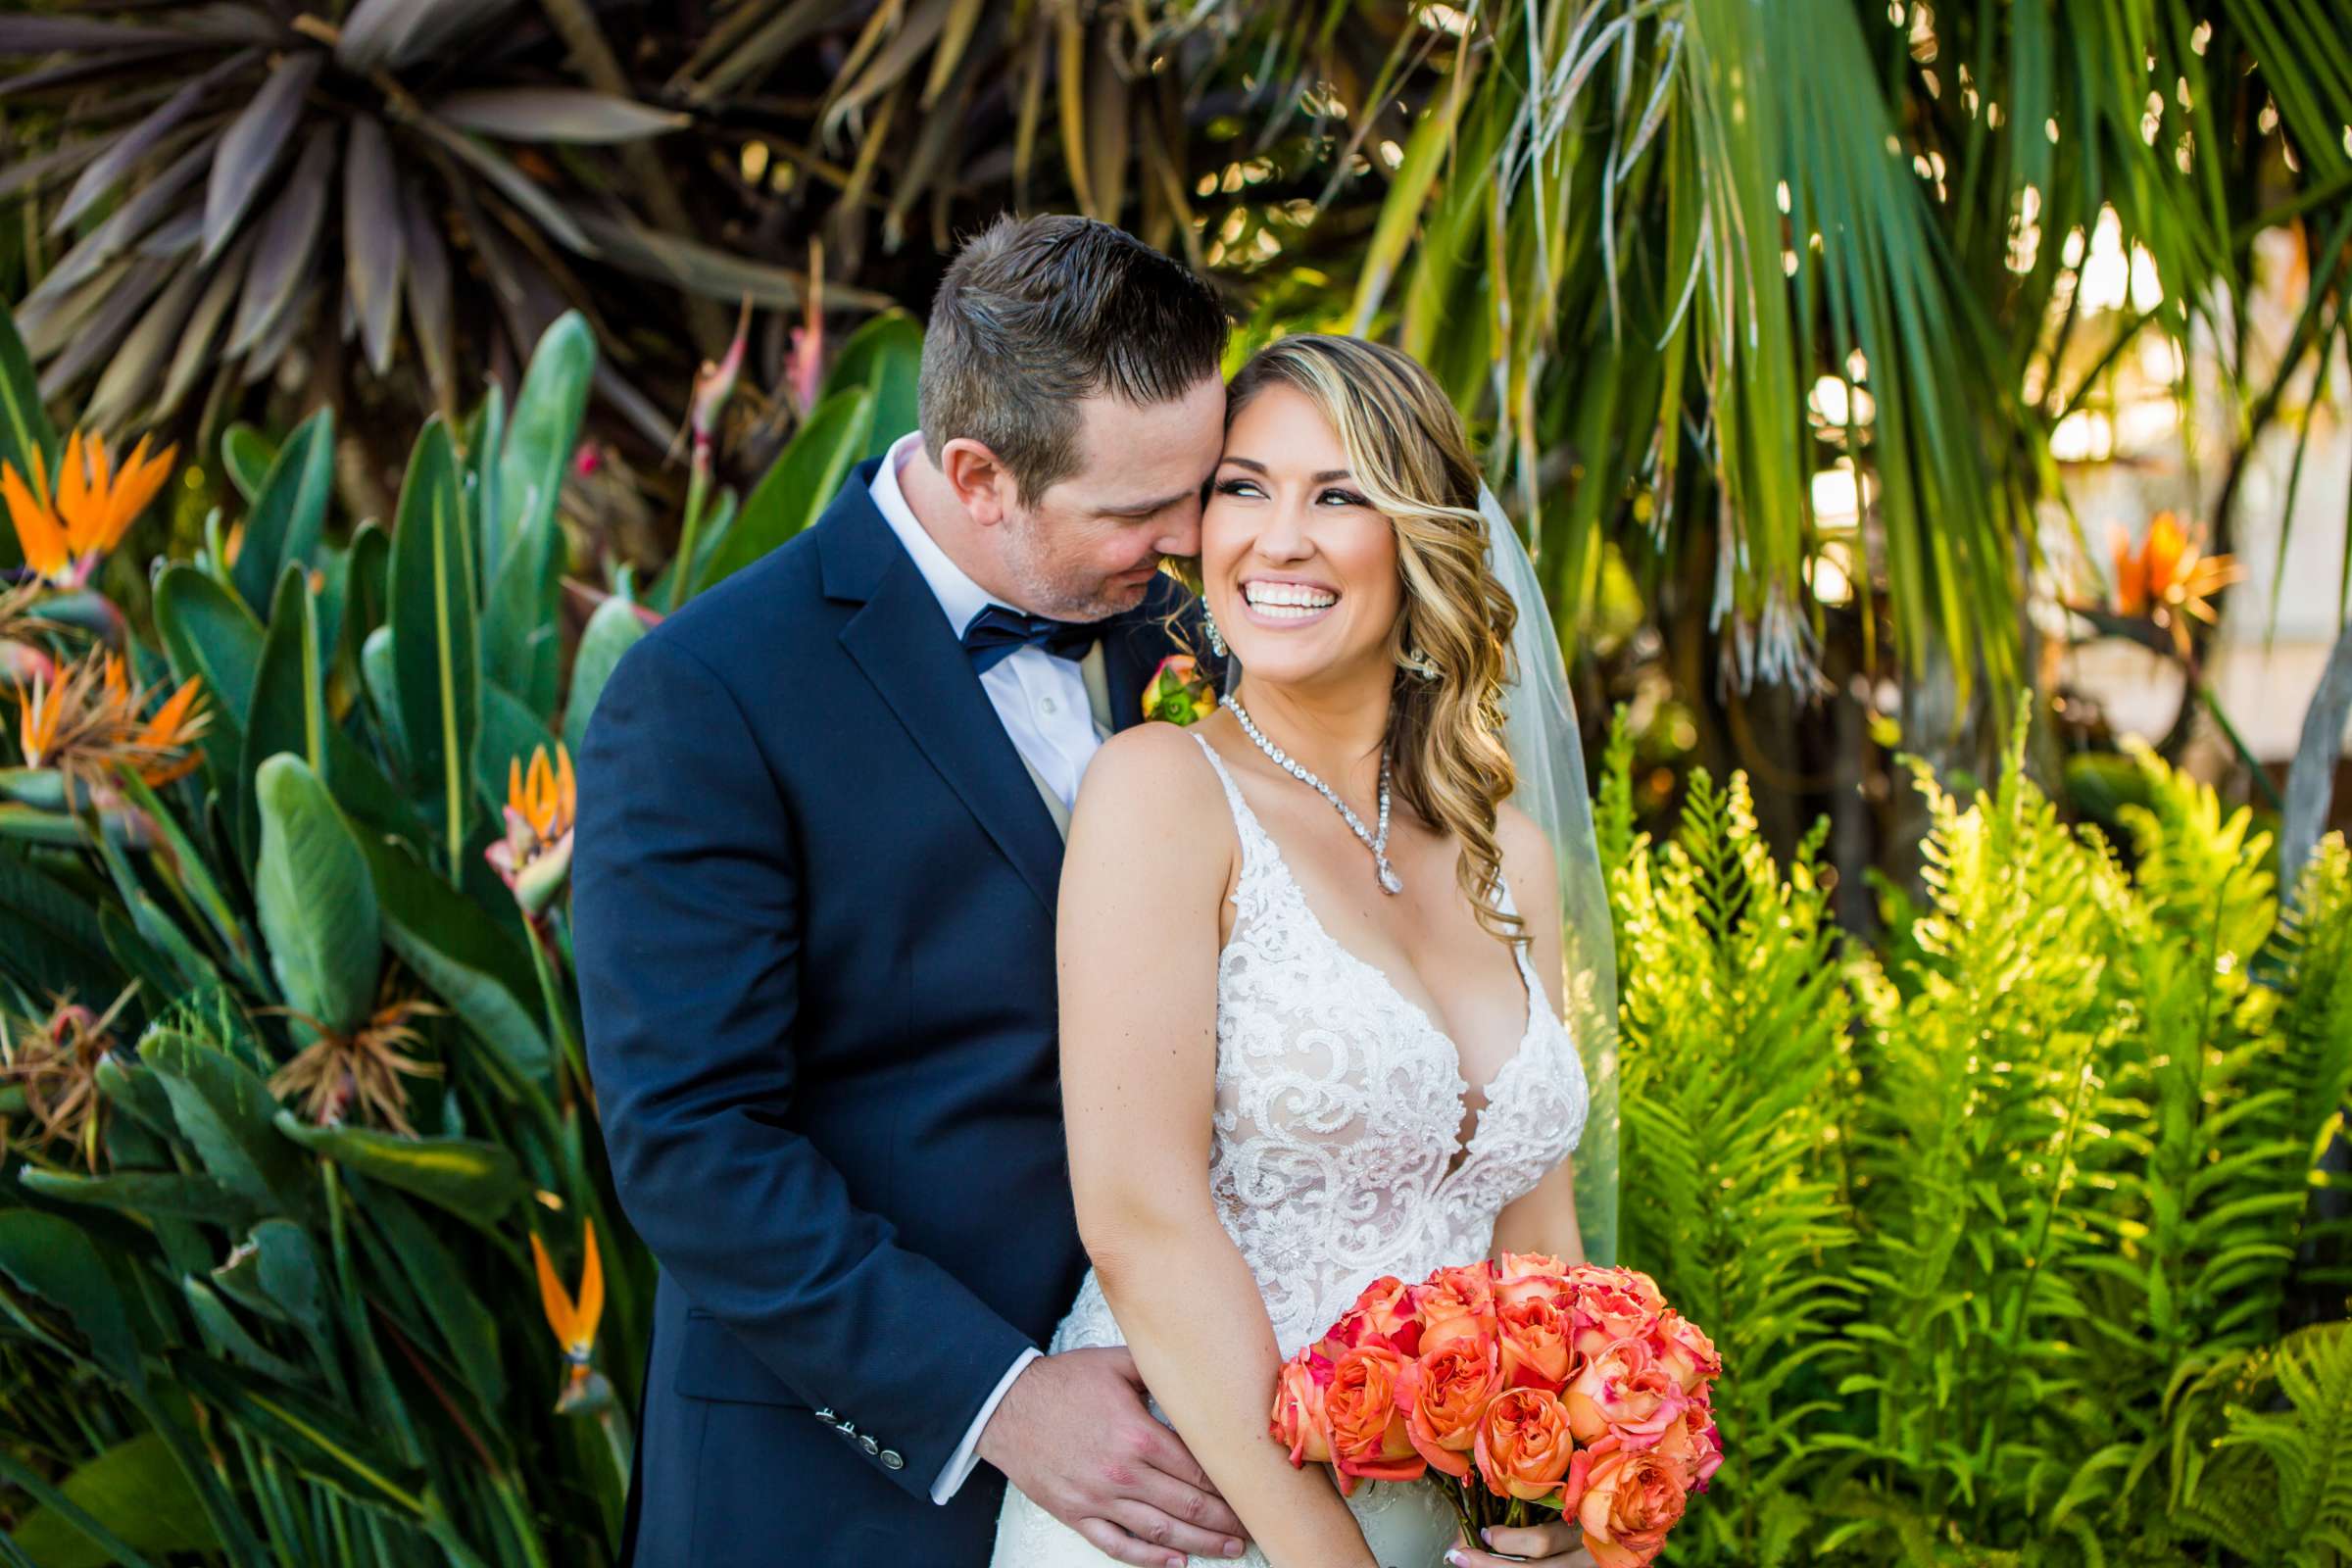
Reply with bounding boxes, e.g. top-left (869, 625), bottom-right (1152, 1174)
top-left (1223, 333), bottom-right (1523, 944)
